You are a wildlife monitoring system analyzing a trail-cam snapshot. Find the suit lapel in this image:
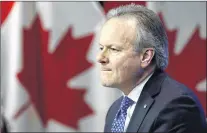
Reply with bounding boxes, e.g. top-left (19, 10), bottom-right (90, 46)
top-left (126, 92), bottom-right (154, 132)
top-left (105, 96), bottom-right (123, 132)
top-left (126, 69), bottom-right (167, 132)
